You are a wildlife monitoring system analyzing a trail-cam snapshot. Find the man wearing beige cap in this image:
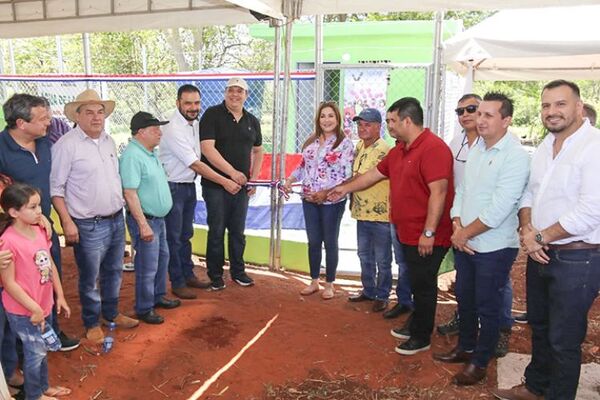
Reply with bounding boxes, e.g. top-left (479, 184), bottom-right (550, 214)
top-left (50, 89), bottom-right (138, 344)
top-left (199, 77), bottom-right (264, 290)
